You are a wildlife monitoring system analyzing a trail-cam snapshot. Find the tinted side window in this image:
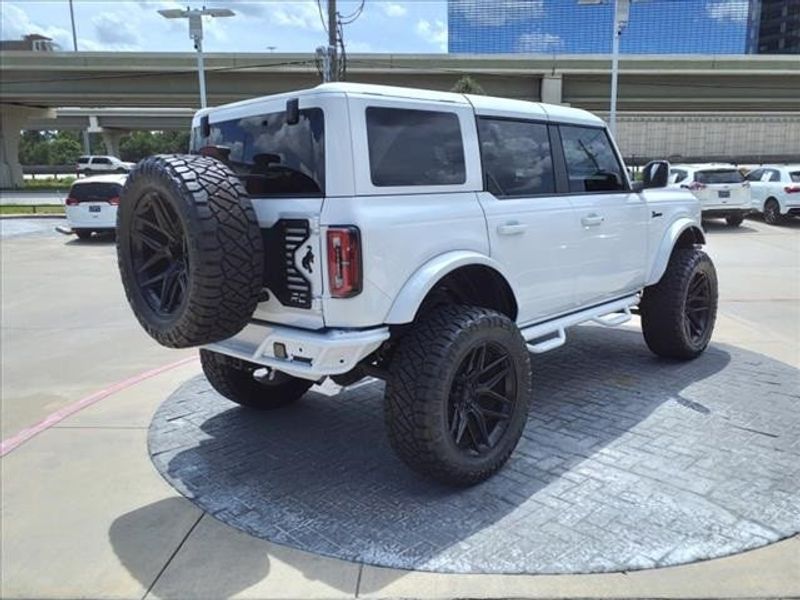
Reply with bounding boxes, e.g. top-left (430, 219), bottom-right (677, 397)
top-left (77, 157), bottom-right (90, 164)
top-left (766, 169), bottom-right (781, 182)
top-left (477, 118), bottom-right (554, 197)
top-left (745, 169), bottom-right (763, 181)
top-left (93, 157), bottom-right (111, 165)
top-left (559, 125), bottom-right (626, 193)
top-left (366, 107), bottom-right (465, 187)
